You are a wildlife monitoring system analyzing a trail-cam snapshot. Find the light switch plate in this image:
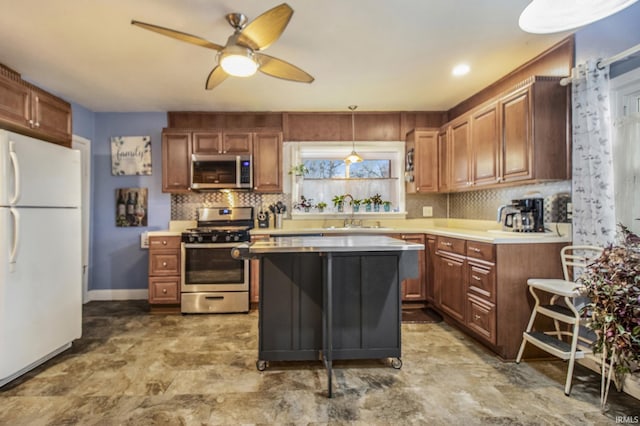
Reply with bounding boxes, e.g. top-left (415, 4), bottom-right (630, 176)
top-left (422, 206), bottom-right (433, 217)
top-left (140, 232), bottom-right (149, 249)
